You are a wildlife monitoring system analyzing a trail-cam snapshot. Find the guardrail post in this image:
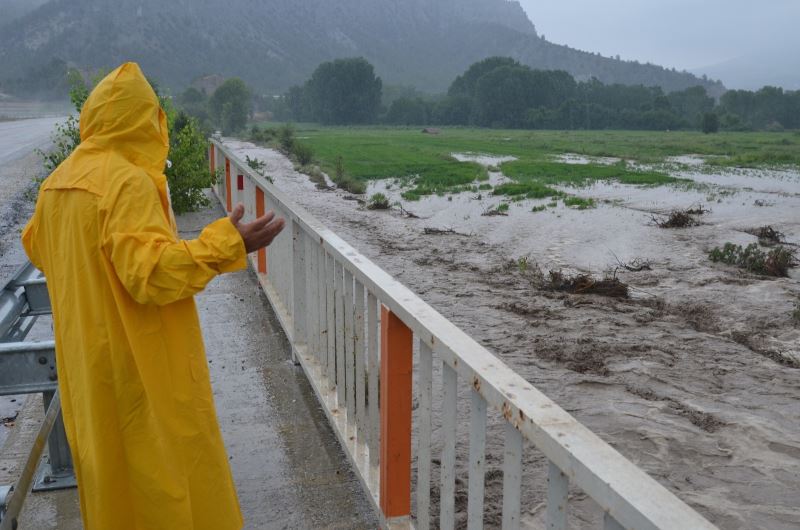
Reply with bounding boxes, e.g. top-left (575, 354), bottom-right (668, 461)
top-left (379, 305), bottom-right (412, 521)
top-left (33, 391), bottom-right (76, 491)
